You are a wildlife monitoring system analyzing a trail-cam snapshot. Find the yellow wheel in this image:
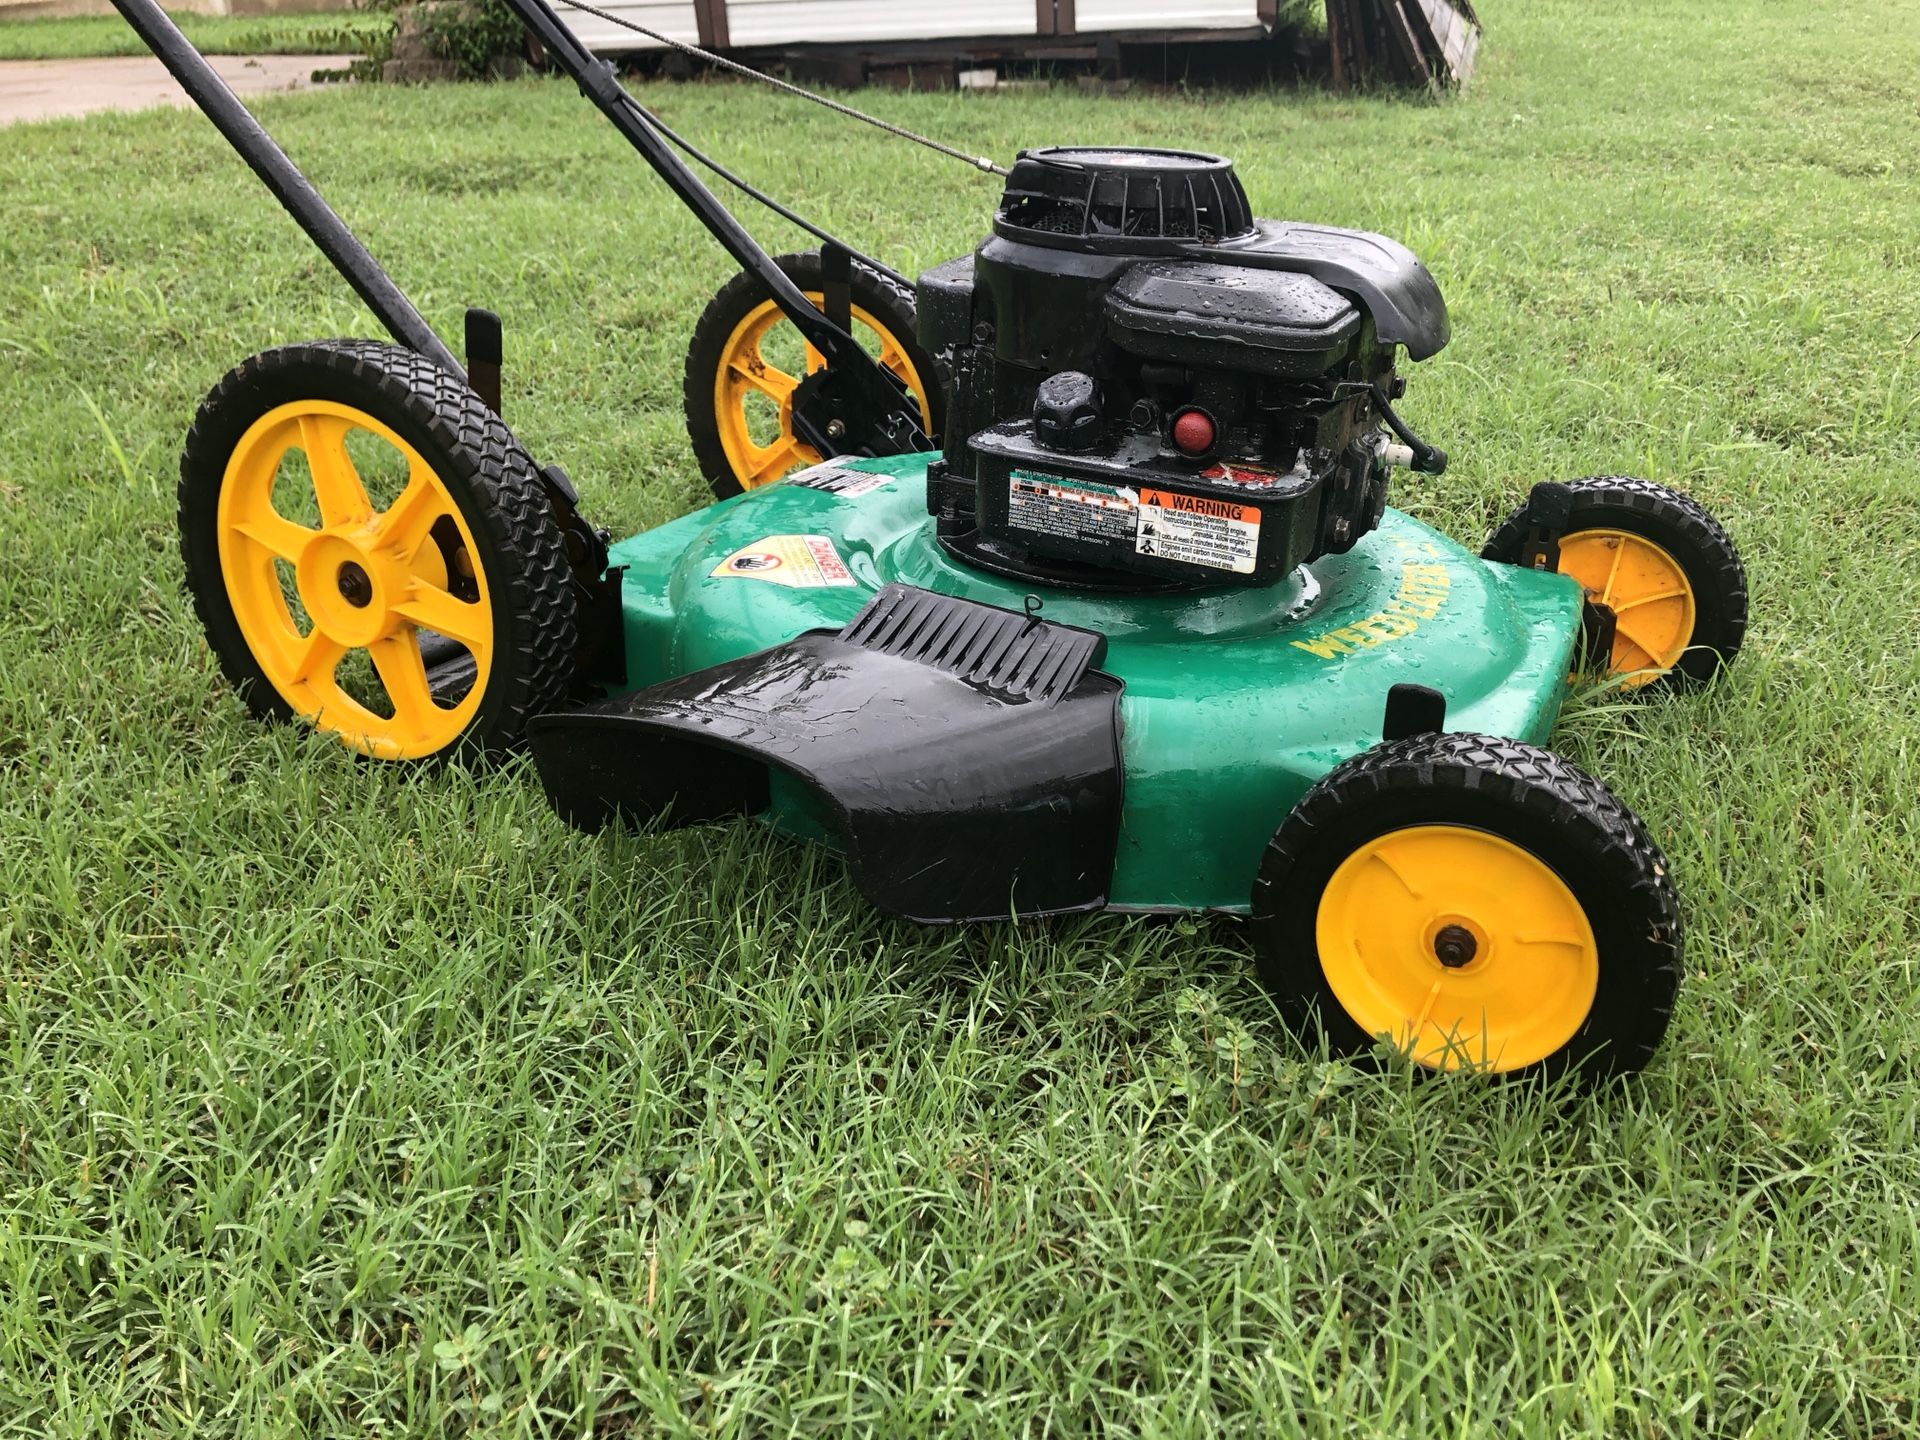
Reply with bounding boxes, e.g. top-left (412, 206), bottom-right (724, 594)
top-left (1315, 826), bottom-right (1598, 1071)
top-left (180, 341), bottom-right (578, 760)
top-left (683, 250), bottom-right (942, 499)
top-left (1484, 477), bottom-right (1747, 691)
top-left (1555, 529), bottom-right (1694, 687)
top-left (1252, 732), bottom-right (1682, 1083)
